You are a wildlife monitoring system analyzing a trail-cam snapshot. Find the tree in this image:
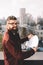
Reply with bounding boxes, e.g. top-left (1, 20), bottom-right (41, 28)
top-left (0, 23), bottom-right (2, 30)
top-left (37, 17), bottom-right (43, 25)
